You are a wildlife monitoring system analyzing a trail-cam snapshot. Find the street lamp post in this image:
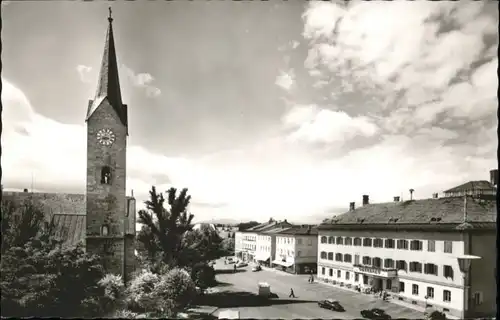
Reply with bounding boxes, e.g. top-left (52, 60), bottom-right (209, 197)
top-left (457, 254), bottom-right (481, 319)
